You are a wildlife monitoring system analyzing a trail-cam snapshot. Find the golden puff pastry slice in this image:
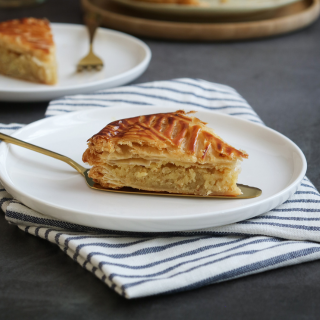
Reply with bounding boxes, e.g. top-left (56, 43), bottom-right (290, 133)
top-left (0, 18), bottom-right (57, 85)
top-left (82, 110), bottom-right (248, 196)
